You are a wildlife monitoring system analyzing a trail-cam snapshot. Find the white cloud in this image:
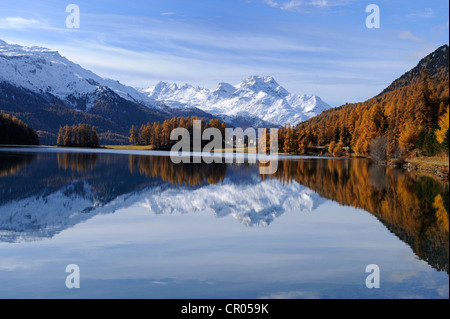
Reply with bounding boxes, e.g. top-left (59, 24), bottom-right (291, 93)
top-left (263, 0), bottom-right (280, 7)
top-left (77, 13), bottom-right (332, 57)
top-left (263, 0), bottom-right (352, 11)
top-left (397, 31), bottom-right (424, 43)
top-left (160, 12), bottom-right (186, 18)
top-left (0, 17), bottom-right (46, 30)
top-left (0, 16), bottom-right (83, 33)
top-left (407, 8), bottom-right (433, 19)
top-left (0, 259), bottom-right (33, 271)
top-left (0, 9), bottom-right (418, 106)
